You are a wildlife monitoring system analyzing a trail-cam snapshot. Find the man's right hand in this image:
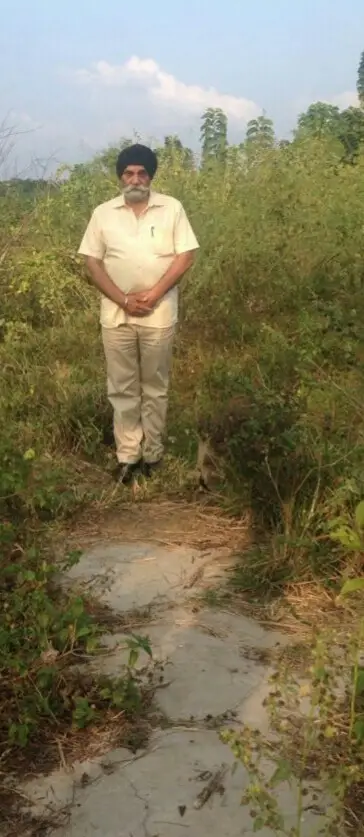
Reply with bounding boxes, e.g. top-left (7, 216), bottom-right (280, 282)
top-left (124, 292), bottom-right (153, 316)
